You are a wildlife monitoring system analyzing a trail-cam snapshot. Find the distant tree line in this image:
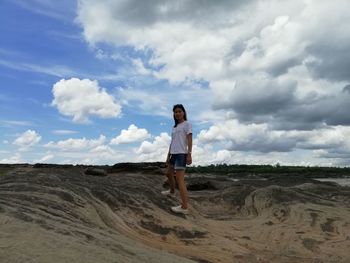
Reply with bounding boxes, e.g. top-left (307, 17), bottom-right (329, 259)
top-left (186, 163), bottom-right (350, 178)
